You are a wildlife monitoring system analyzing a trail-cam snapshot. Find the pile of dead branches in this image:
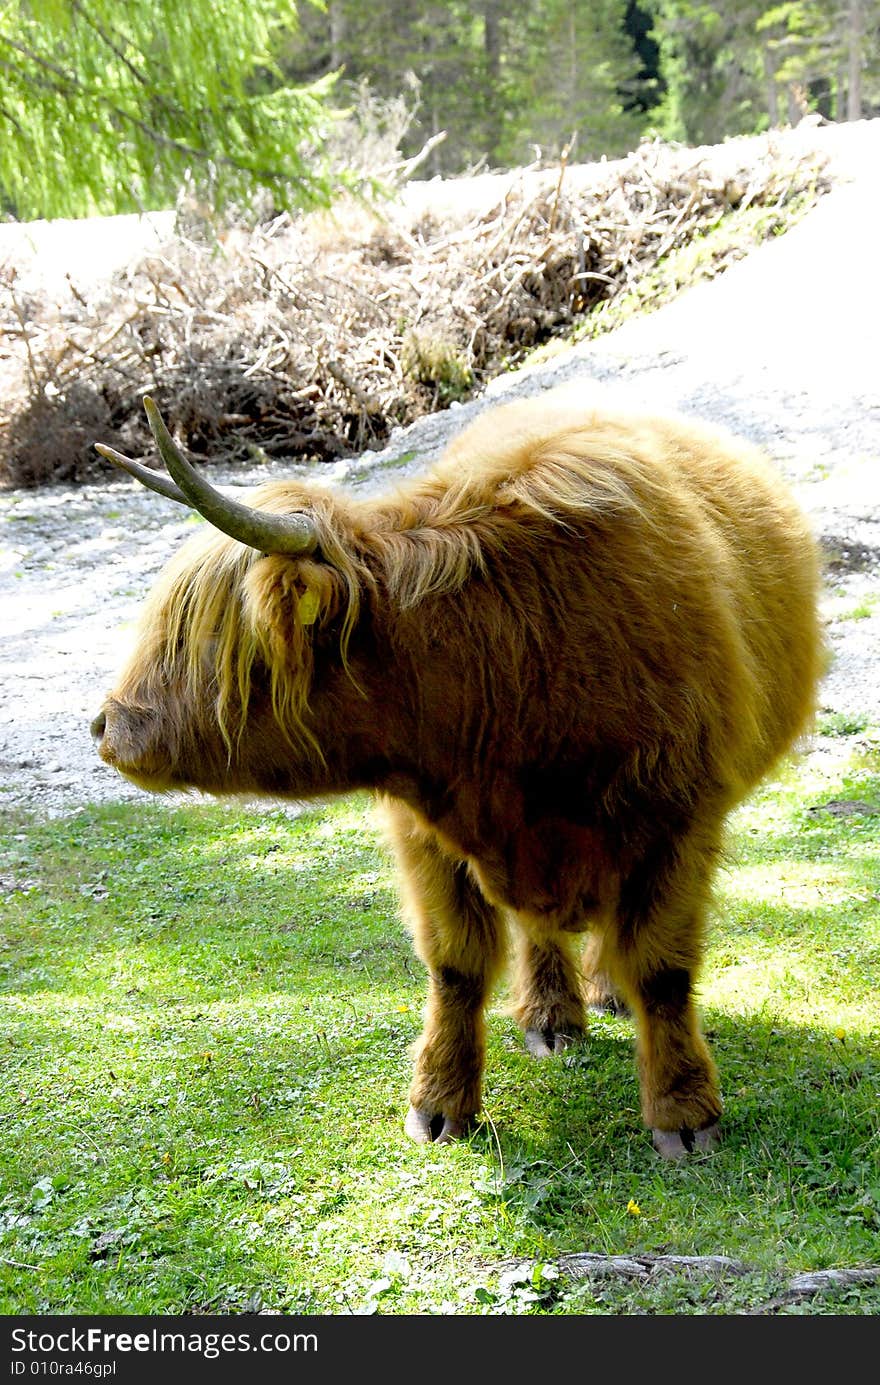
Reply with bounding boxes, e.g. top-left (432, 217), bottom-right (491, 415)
top-left (0, 130), bottom-right (831, 487)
